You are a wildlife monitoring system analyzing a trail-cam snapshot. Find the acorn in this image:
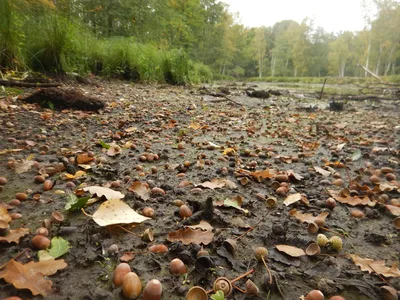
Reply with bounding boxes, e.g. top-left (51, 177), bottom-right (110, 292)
top-left (330, 296), bottom-right (346, 300)
top-left (0, 220), bottom-right (10, 236)
top-left (141, 228), bottom-right (154, 242)
top-left (15, 192), bottom-right (28, 201)
top-left (394, 217), bottom-right (400, 230)
top-left (148, 244), bottom-right (168, 253)
top-left (35, 227), bottom-right (49, 237)
top-left (194, 255), bottom-right (214, 273)
top-left (170, 258), bottom-right (187, 275)
top-left (0, 177), bottom-right (7, 185)
top-left (196, 247), bottom-right (209, 258)
top-left (276, 186), bottom-right (288, 196)
top-left (107, 244), bottom-right (119, 255)
top-left (245, 279), bottom-right (259, 296)
top-left (305, 243), bottom-right (321, 256)
top-left (308, 222), bottom-right (319, 234)
top-left (223, 238), bottom-right (237, 254)
top-left (254, 247), bottom-right (268, 261)
top-left (31, 235), bottom-right (51, 250)
top-left (51, 211), bottom-right (64, 224)
top-left (317, 234), bottom-right (329, 247)
top-left (143, 279), bottom-right (162, 300)
top-left (305, 290), bottom-right (324, 300)
top-left (325, 198), bottom-right (336, 210)
top-left (370, 175), bottom-right (380, 184)
top-left (43, 180), bottom-right (53, 191)
top-left (186, 286), bottom-right (208, 300)
top-left (329, 236), bottom-right (343, 251)
top-left (380, 286), bottom-right (398, 300)
top-left (122, 272), bottom-right (142, 299)
top-left (350, 209), bottom-right (364, 218)
top-left (179, 205), bottom-right (192, 219)
top-left (173, 199), bottom-right (184, 207)
top-left (142, 207), bottom-right (155, 218)
top-left (213, 277), bottom-right (233, 297)
top-left (113, 263), bottom-right (131, 287)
